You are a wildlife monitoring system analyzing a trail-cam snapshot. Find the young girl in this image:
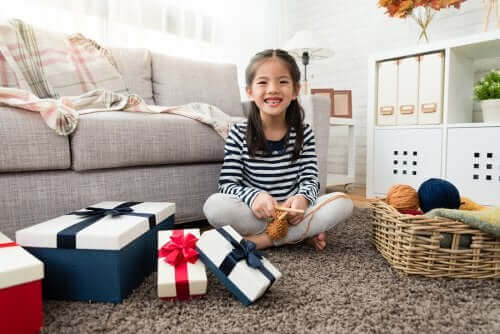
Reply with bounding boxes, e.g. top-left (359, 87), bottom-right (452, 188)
top-left (203, 49), bottom-right (353, 250)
